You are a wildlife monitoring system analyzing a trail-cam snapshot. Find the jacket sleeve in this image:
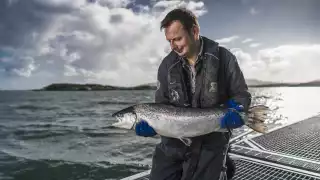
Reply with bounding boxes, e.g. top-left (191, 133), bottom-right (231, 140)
top-left (220, 47), bottom-right (252, 112)
top-left (155, 60), bottom-right (170, 104)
